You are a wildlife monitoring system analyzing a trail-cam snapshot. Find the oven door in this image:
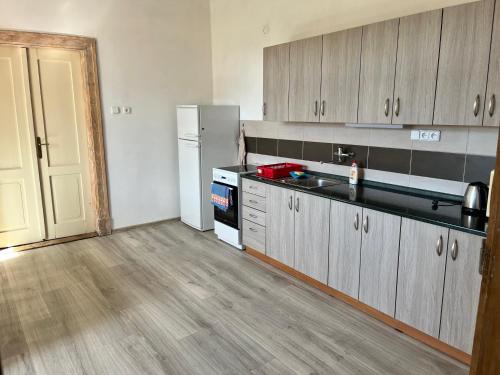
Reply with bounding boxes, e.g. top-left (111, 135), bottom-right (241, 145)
top-left (213, 181), bottom-right (239, 230)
